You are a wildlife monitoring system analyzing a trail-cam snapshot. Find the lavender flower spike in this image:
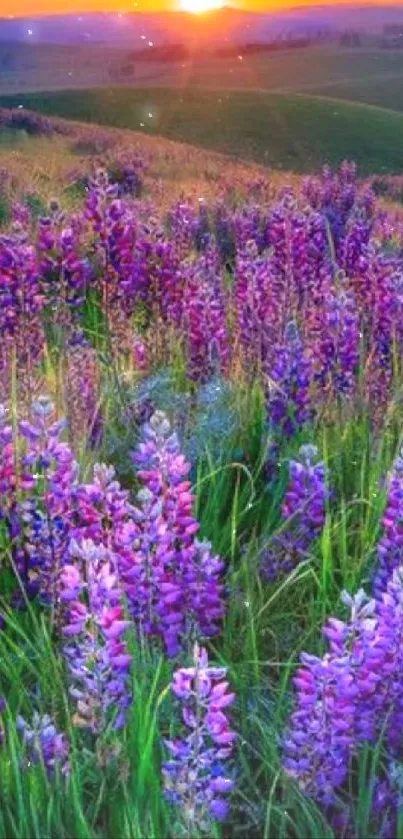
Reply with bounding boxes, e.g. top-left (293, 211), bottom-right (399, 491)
top-left (163, 643), bottom-right (236, 834)
top-left (61, 539), bottom-right (132, 734)
top-left (261, 444), bottom-right (328, 582)
top-left (373, 450), bottom-right (403, 597)
top-left (16, 712), bottom-right (70, 776)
